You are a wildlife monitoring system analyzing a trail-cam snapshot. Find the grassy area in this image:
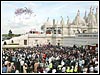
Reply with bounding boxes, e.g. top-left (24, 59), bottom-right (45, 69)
top-left (2, 34), bottom-right (21, 37)
top-left (2, 34), bottom-right (8, 37)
